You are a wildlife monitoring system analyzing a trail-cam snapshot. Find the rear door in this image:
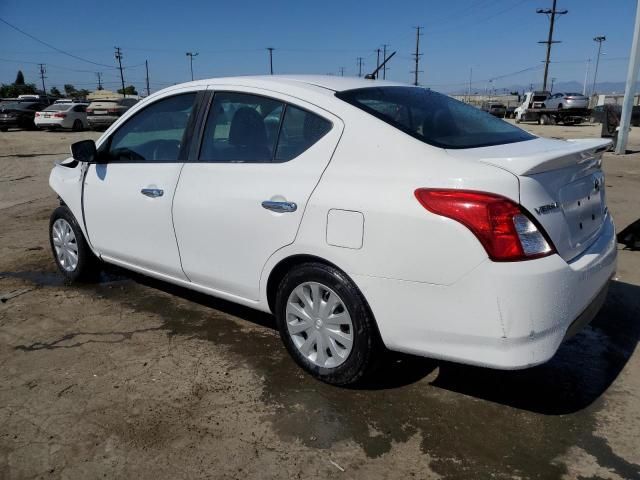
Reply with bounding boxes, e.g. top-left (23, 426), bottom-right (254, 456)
top-left (172, 87), bottom-right (343, 300)
top-left (83, 89), bottom-right (201, 278)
